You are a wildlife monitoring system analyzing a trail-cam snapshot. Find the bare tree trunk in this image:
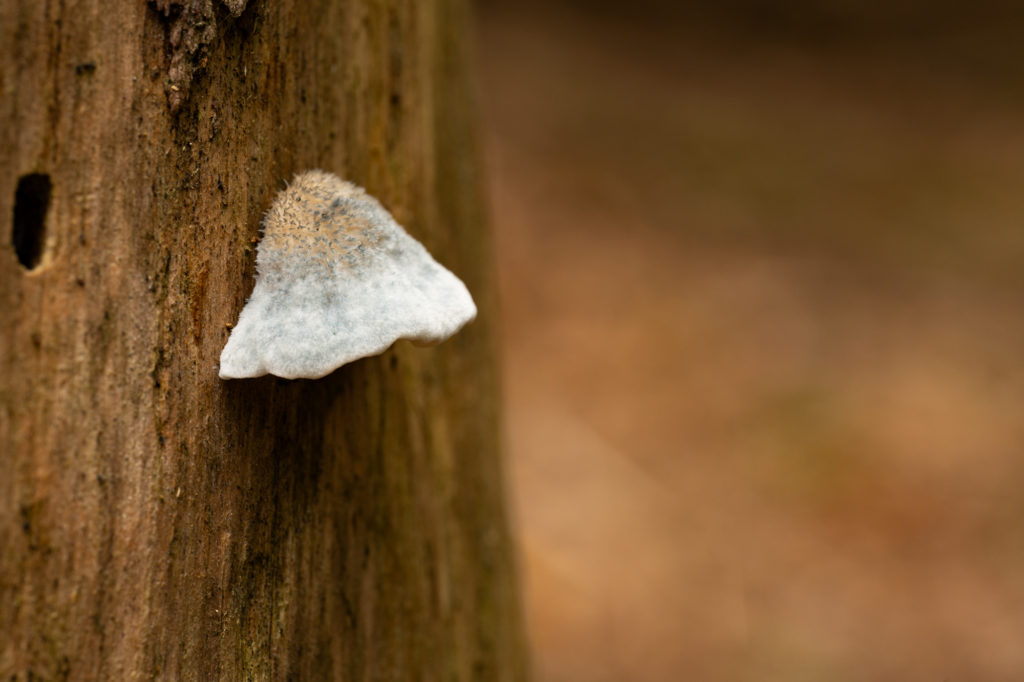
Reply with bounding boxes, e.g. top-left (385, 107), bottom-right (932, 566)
top-left (0, 1), bottom-right (526, 679)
